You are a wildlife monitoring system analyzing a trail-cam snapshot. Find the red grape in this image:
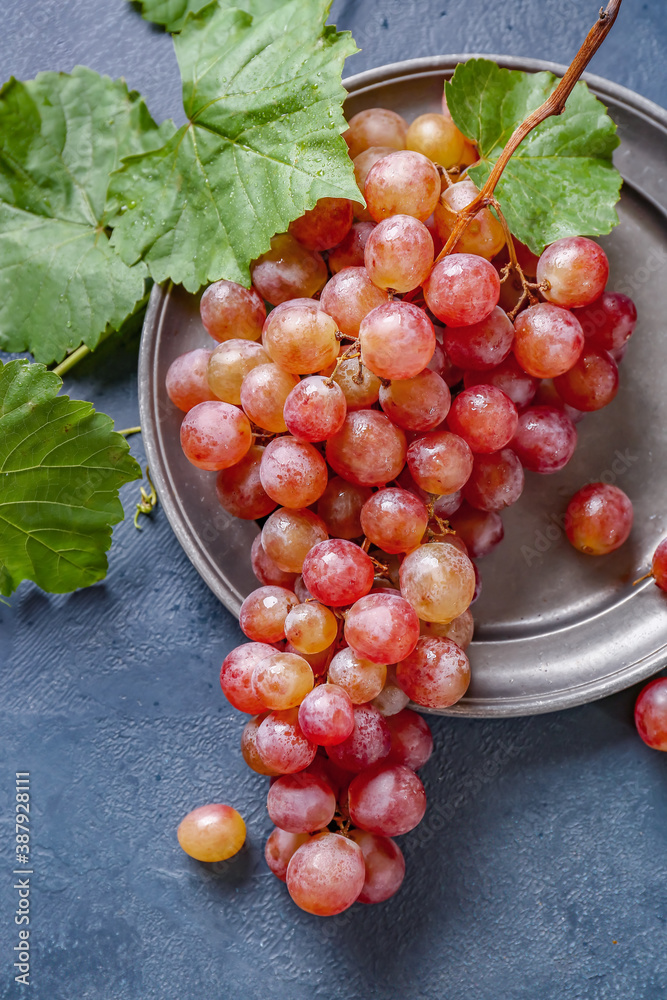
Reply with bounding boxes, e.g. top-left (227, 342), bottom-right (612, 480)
top-left (348, 762), bottom-right (426, 836)
top-left (537, 236), bottom-right (609, 308)
top-left (239, 586), bottom-right (299, 643)
top-left (256, 709), bottom-right (317, 774)
top-left (344, 108), bottom-right (408, 159)
top-left (349, 830), bottom-right (406, 904)
top-left (652, 539), bottom-right (667, 592)
top-left (220, 642), bottom-right (273, 714)
top-left (406, 112), bottom-right (465, 168)
top-left (344, 593), bottom-right (421, 664)
top-left (283, 376), bottom-right (347, 442)
top-left (565, 483), bottom-right (633, 555)
top-left (553, 346), bottom-right (619, 411)
top-left (298, 685), bottom-right (355, 746)
top-left (463, 354), bottom-right (539, 410)
top-left (215, 445), bottom-right (277, 520)
top-left (250, 233), bottom-right (327, 305)
top-left (301, 538), bottom-right (375, 607)
top-left (328, 221), bottom-right (376, 272)
top-left (400, 541), bottom-right (476, 623)
top-left (397, 636), bottom-right (470, 708)
top-left (265, 828), bottom-right (309, 881)
top-left (364, 150), bottom-right (441, 223)
top-left (385, 708), bottom-right (434, 770)
top-left (319, 266), bottom-right (389, 338)
top-left (449, 503), bottom-right (504, 558)
top-left (250, 535), bottom-right (297, 589)
top-left (288, 197), bottom-right (353, 251)
top-left (444, 307), bottom-right (514, 371)
top-left (166, 348), bottom-right (217, 411)
top-left (510, 406), bottom-right (577, 474)
top-left (379, 370), bottom-right (451, 432)
top-left (317, 477), bottom-right (372, 540)
top-left (513, 303), bottom-right (584, 379)
top-left (359, 300), bottom-right (436, 381)
top-left (360, 488), bottom-right (429, 554)
top-left (200, 279), bottom-right (265, 342)
top-left (447, 385), bottom-right (518, 454)
top-left (572, 291), bottom-right (637, 353)
top-left (327, 703), bottom-right (391, 773)
top-left (180, 400), bottom-right (252, 471)
top-left (259, 436), bottom-right (328, 508)
top-left (207, 339), bottom-right (270, 405)
top-left (328, 648), bottom-right (387, 704)
top-left (261, 507), bottom-right (328, 574)
top-left (286, 832), bottom-right (365, 915)
top-left (423, 253), bottom-right (500, 326)
top-left (462, 448), bottom-right (525, 511)
top-left (251, 651), bottom-right (314, 710)
top-left (407, 430), bottom-right (474, 495)
top-left (364, 214), bottom-right (434, 293)
top-left (267, 773), bottom-right (336, 833)
top-left (326, 410), bottom-right (407, 488)
top-left (634, 678), bottom-right (667, 751)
